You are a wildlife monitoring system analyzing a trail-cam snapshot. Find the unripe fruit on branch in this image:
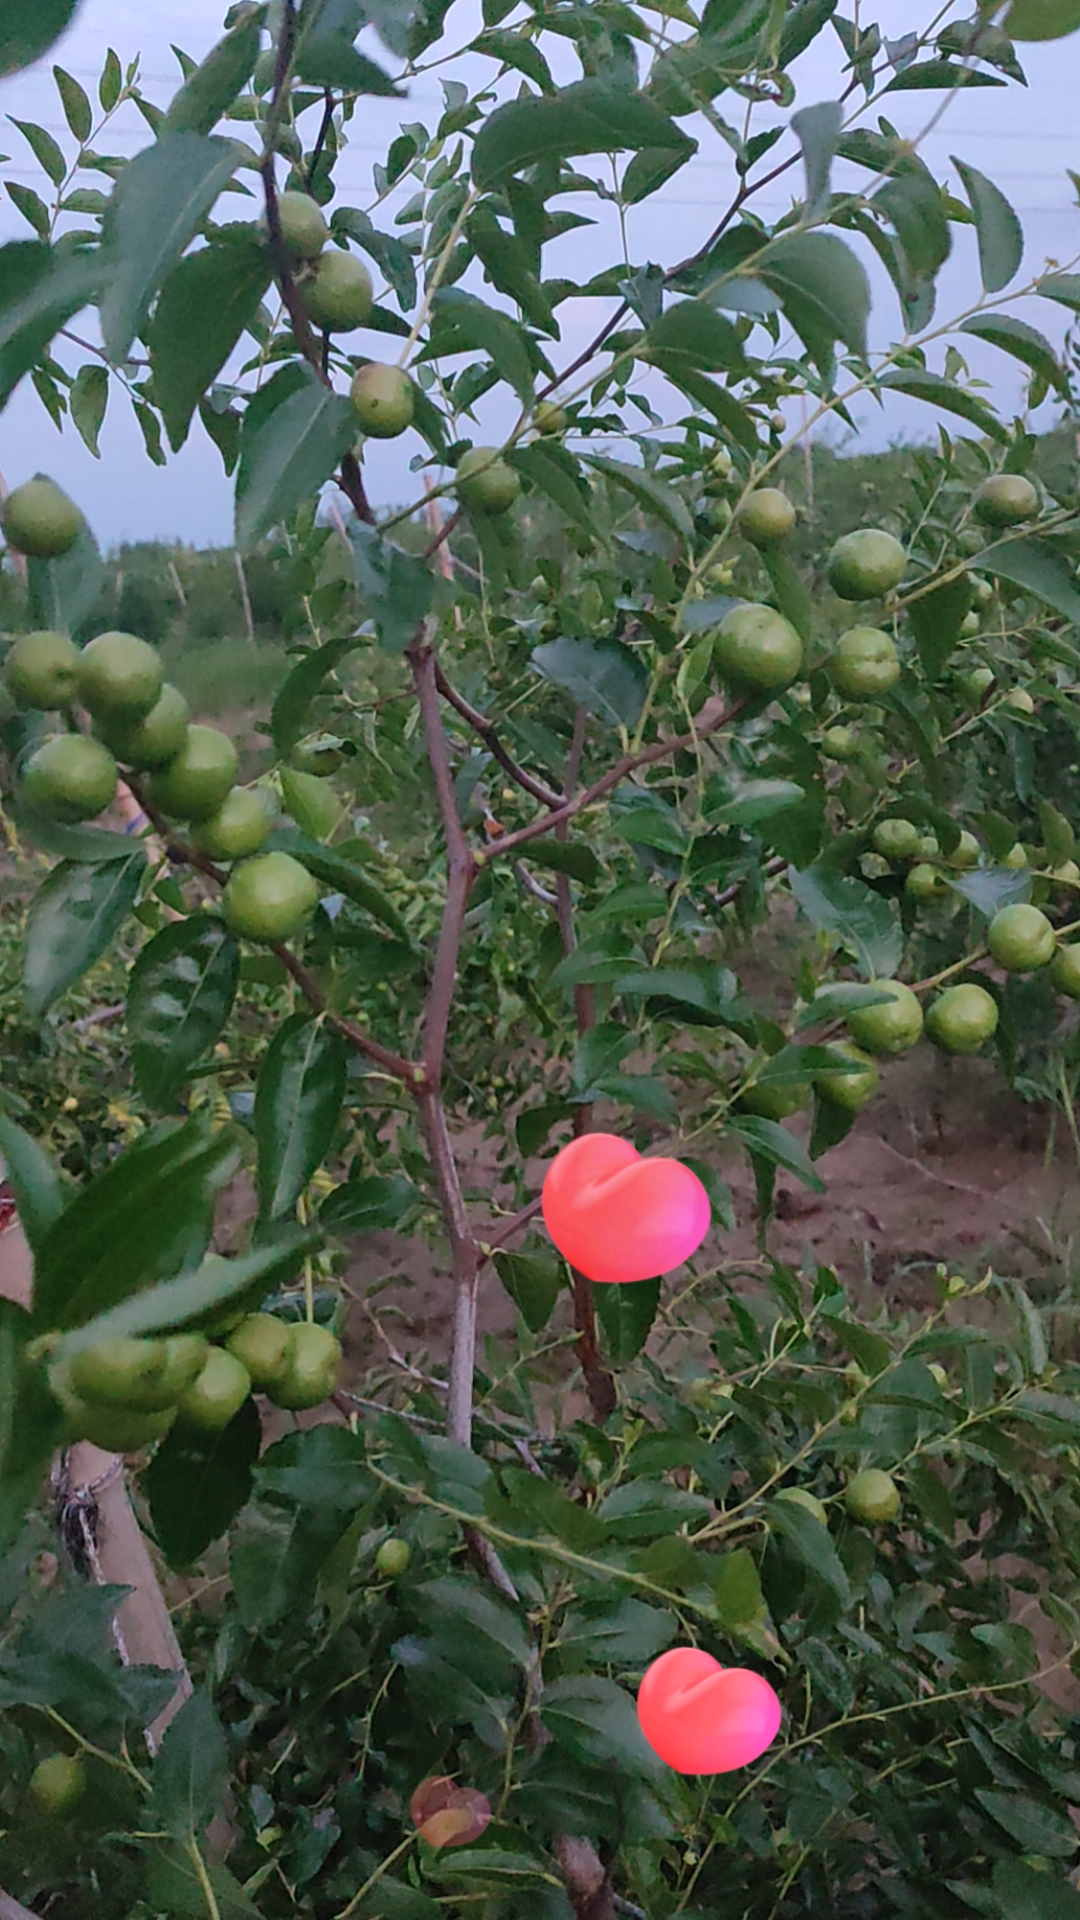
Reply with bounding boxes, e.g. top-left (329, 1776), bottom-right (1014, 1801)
top-left (987, 903), bottom-right (1055, 971)
top-left (738, 487), bottom-right (795, 545)
top-left (2, 476), bottom-right (83, 558)
top-left (275, 190), bottom-right (328, 260)
top-left (304, 250), bottom-right (373, 331)
top-left (533, 401), bottom-right (567, 436)
top-left (959, 665), bottom-right (995, 705)
top-left (973, 473), bottom-right (1038, 527)
top-left (829, 627), bottom-right (900, 699)
top-left (960, 610), bottom-right (980, 637)
top-left (72, 1401), bottom-right (177, 1453)
top-left (846, 979), bottom-right (923, 1056)
top-left (773, 1486), bottom-right (828, 1526)
top-left (98, 683), bottom-right (189, 769)
top-left (1050, 942), bottom-right (1080, 998)
top-left (67, 1333), bottom-right (208, 1412)
top-left (225, 1313), bottom-right (292, 1390)
top-left (872, 818), bottom-right (921, 860)
top-left (191, 786), bottom-right (271, 861)
top-left (1002, 842), bottom-right (1028, 870)
top-left (946, 830), bottom-right (980, 869)
top-left (827, 529), bottom-right (906, 600)
top-left (1004, 687), bottom-right (1035, 714)
top-left (176, 1347), bottom-right (251, 1432)
top-left (79, 631), bottom-right (163, 722)
top-left (268, 1322), bottom-right (342, 1409)
top-left (739, 1077), bottom-right (809, 1120)
top-left (714, 603), bottom-right (802, 692)
top-left (813, 1043), bottom-right (879, 1112)
top-left (222, 850), bottom-right (320, 941)
top-left (147, 724), bottom-right (239, 821)
top-left (350, 362), bottom-right (414, 437)
top-left (821, 725), bottom-right (858, 760)
top-left (455, 446), bottom-right (521, 514)
top-left (926, 982), bottom-right (999, 1054)
top-left (376, 1536), bottom-right (411, 1577)
top-left (23, 734), bottom-right (117, 822)
top-left (844, 1468), bottom-right (900, 1523)
top-left (29, 1754), bottom-right (86, 1816)
top-left (905, 862), bottom-right (950, 903)
top-left (5, 630), bottom-right (80, 709)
